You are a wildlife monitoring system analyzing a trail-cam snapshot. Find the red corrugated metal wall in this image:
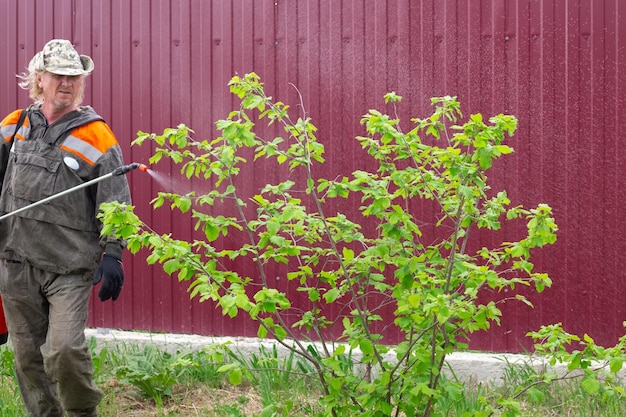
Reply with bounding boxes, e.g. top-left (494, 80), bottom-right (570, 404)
top-left (1, 1), bottom-right (625, 353)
